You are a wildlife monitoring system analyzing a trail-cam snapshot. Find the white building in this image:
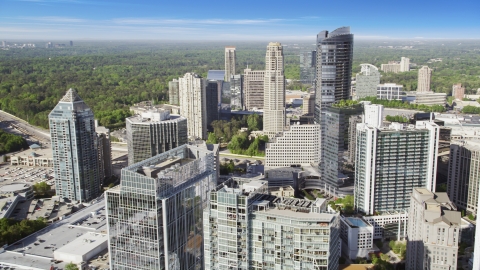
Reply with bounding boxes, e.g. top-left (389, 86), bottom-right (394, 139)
top-left (364, 212), bottom-right (408, 240)
top-left (412, 91), bottom-right (446, 106)
top-left (179, 72), bottom-right (207, 139)
top-left (340, 216), bottom-right (374, 259)
top-left (380, 62), bottom-right (400, 73)
top-left (263, 42), bottom-right (286, 135)
top-left (377, 83), bottom-right (405, 100)
top-left (355, 64), bottom-right (380, 99)
top-left (224, 46), bottom-right (236, 82)
top-left (406, 188), bottom-right (460, 270)
top-left (265, 124), bottom-right (320, 168)
top-left (54, 232), bottom-right (108, 264)
top-left (400, 57), bottom-right (410, 72)
top-left (363, 104), bottom-right (384, 128)
top-left (417, 66), bottom-right (432, 93)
